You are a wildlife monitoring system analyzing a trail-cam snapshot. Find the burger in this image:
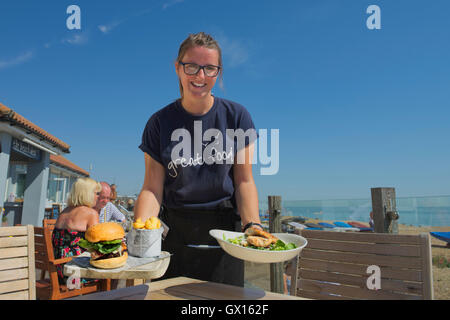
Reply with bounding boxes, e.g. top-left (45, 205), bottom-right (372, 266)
top-left (79, 222), bottom-right (128, 269)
